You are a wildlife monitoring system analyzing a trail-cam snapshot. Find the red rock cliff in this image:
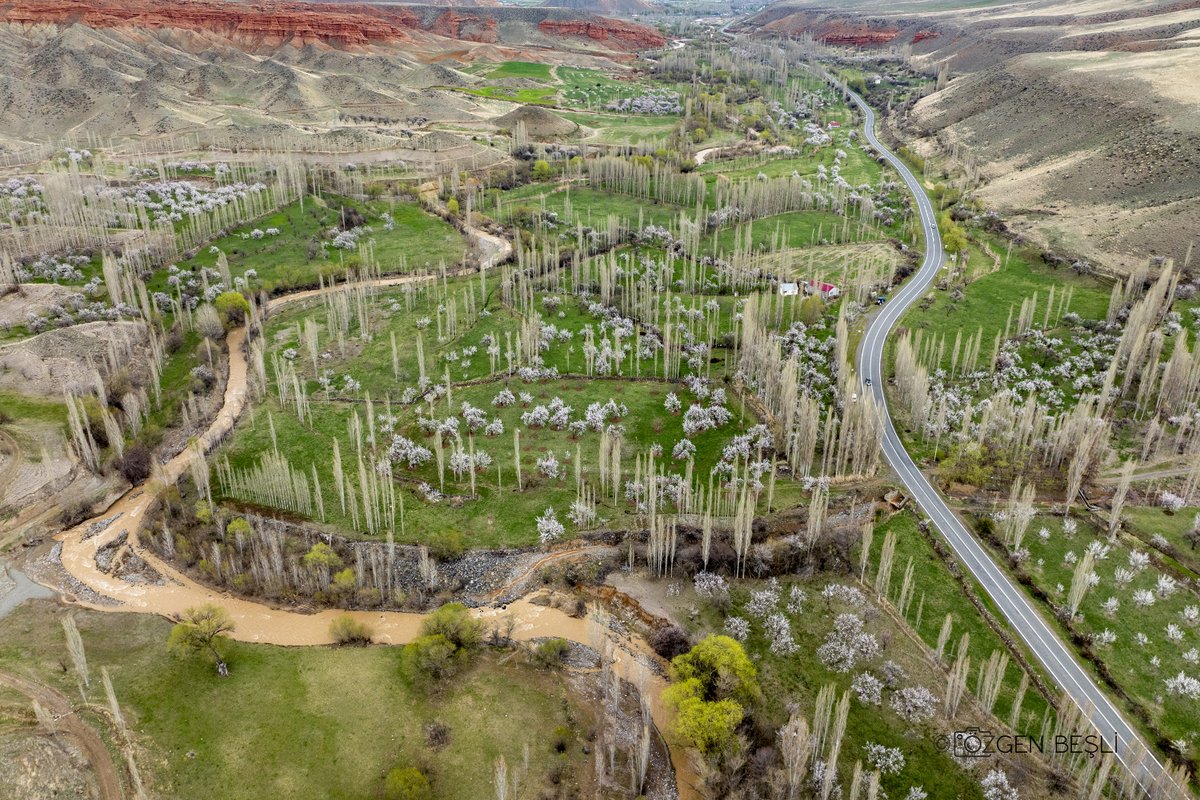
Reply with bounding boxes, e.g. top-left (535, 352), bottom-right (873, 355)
top-left (537, 18), bottom-right (666, 51)
top-left (0, 0), bottom-right (418, 45)
top-left (425, 10), bottom-right (498, 43)
top-left (0, 0), bottom-right (665, 51)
